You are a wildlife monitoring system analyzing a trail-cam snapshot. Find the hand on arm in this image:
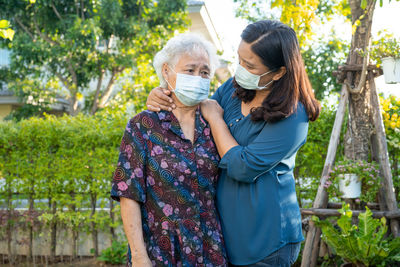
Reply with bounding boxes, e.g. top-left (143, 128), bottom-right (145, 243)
top-left (200, 99), bottom-right (238, 158)
top-left (146, 87), bottom-right (176, 112)
top-left (120, 197), bottom-right (152, 267)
